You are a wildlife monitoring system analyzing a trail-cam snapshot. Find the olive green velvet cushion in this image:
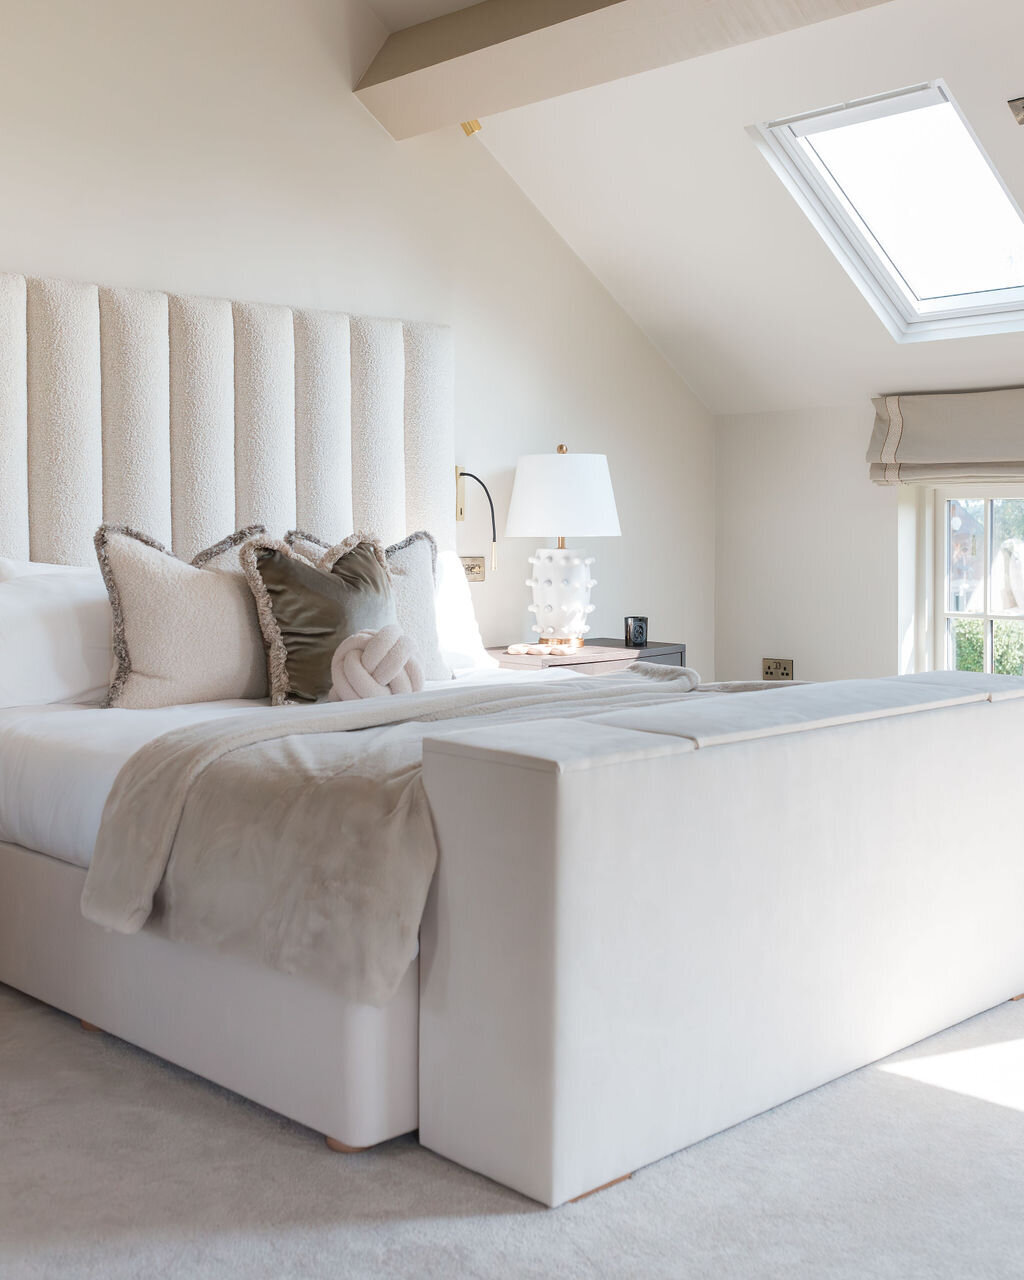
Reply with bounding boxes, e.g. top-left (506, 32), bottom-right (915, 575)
top-left (284, 529), bottom-right (451, 682)
top-left (242, 538), bottom-right (396, 705)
